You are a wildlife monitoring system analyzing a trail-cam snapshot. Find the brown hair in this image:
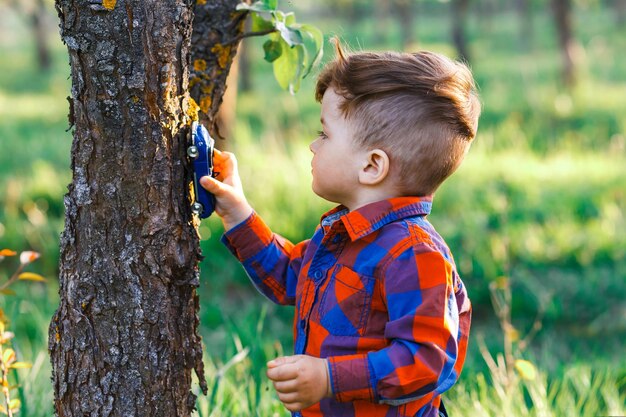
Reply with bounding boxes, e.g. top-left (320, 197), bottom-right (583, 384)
top-left (315, 40), bottom-right (481, 196)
